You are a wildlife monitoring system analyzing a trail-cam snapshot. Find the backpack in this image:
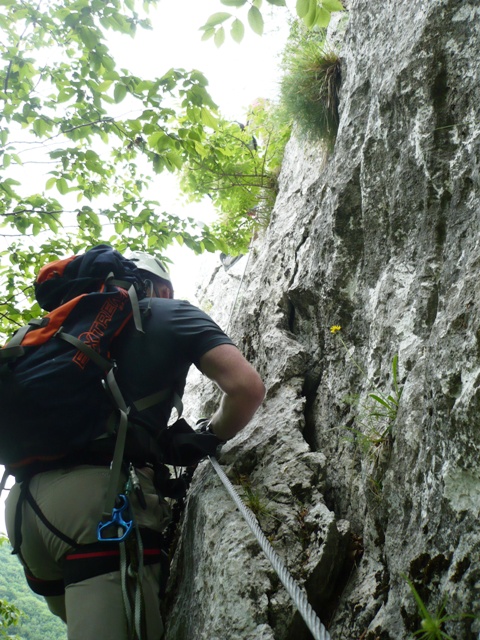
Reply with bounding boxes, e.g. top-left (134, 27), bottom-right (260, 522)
top-left (0, 244), bottom-right (146, 477)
